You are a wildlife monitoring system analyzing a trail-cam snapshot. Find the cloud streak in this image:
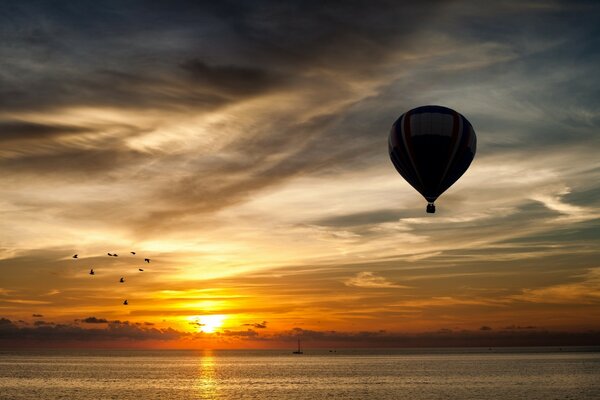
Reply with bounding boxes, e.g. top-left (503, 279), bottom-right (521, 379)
top-left (344, 272), bottom-right (409, 289)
